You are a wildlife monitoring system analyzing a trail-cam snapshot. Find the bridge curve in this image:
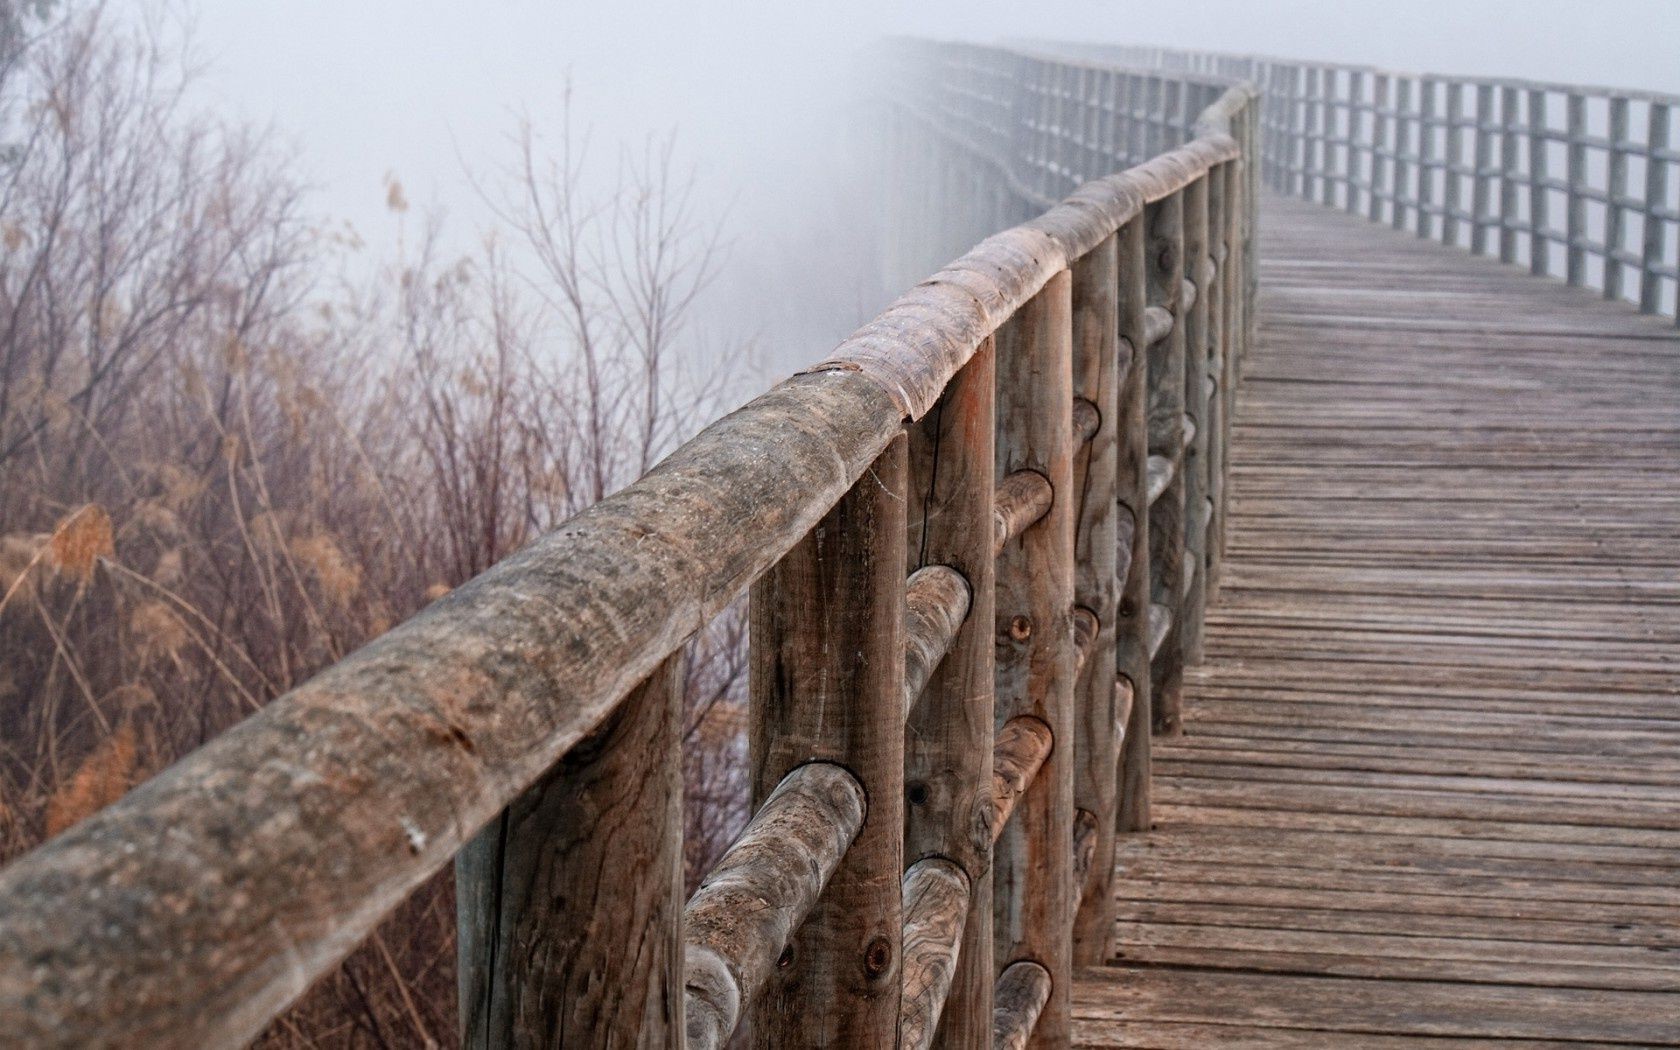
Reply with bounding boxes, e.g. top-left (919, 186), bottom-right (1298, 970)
top-left (1074, 193), bottom-right (1680, 1047)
